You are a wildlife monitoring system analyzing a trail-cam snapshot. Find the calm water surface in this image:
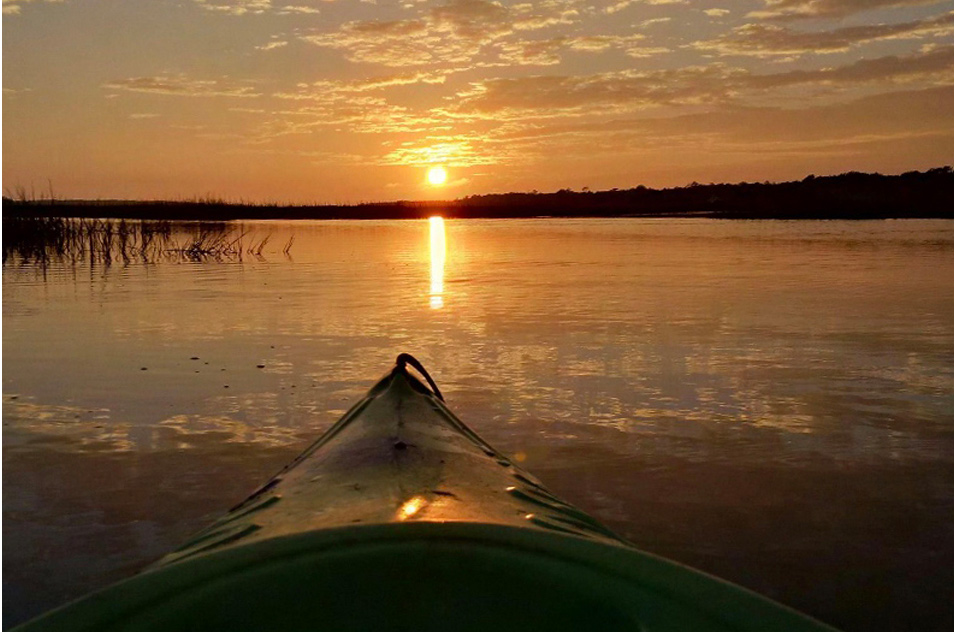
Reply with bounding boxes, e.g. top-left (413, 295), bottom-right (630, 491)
top-left (3, 219), bottom-right (953, 630)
